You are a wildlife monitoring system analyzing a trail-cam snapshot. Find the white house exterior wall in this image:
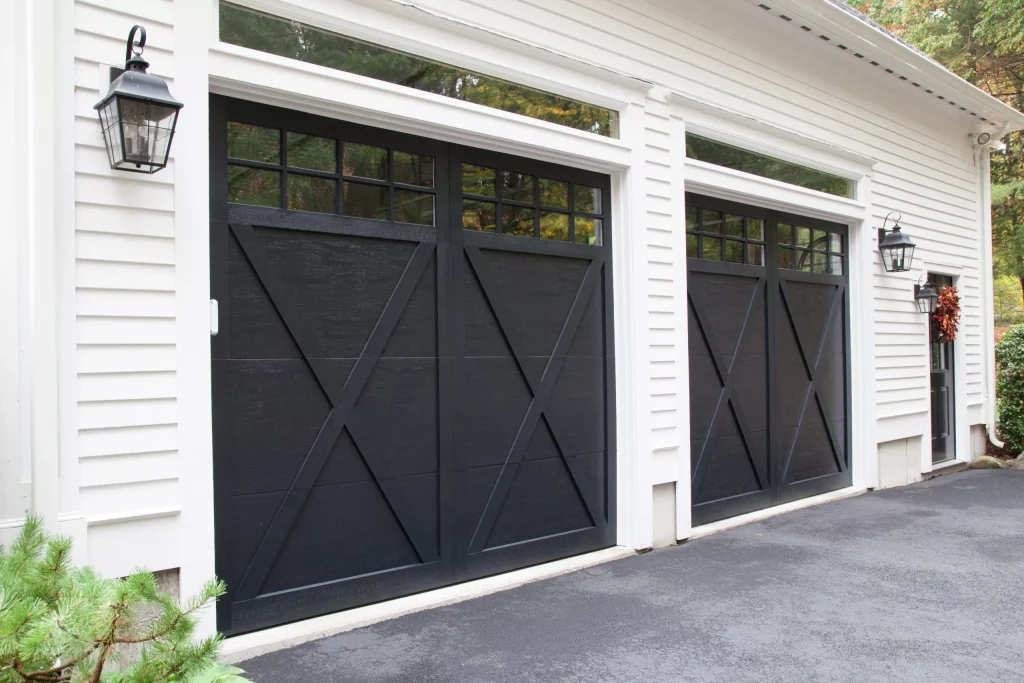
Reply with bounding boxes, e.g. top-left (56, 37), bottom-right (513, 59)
top-left (3, 0), bottom-right (1015, 628)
